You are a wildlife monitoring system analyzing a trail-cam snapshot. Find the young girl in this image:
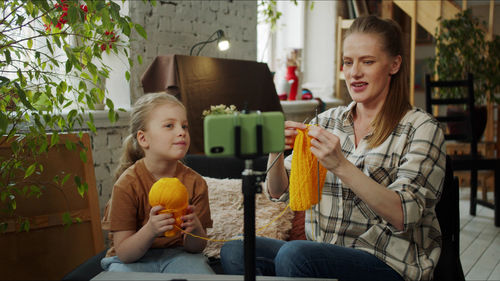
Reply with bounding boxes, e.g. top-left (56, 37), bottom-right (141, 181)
top-left (101, 93), bottom-right (214, 274)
